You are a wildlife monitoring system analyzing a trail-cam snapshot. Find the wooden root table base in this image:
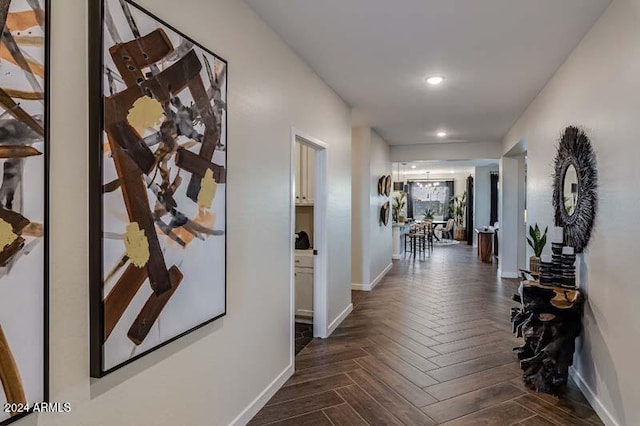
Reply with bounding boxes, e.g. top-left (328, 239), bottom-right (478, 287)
top-left (511, 281), bottom-right (584, 395)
